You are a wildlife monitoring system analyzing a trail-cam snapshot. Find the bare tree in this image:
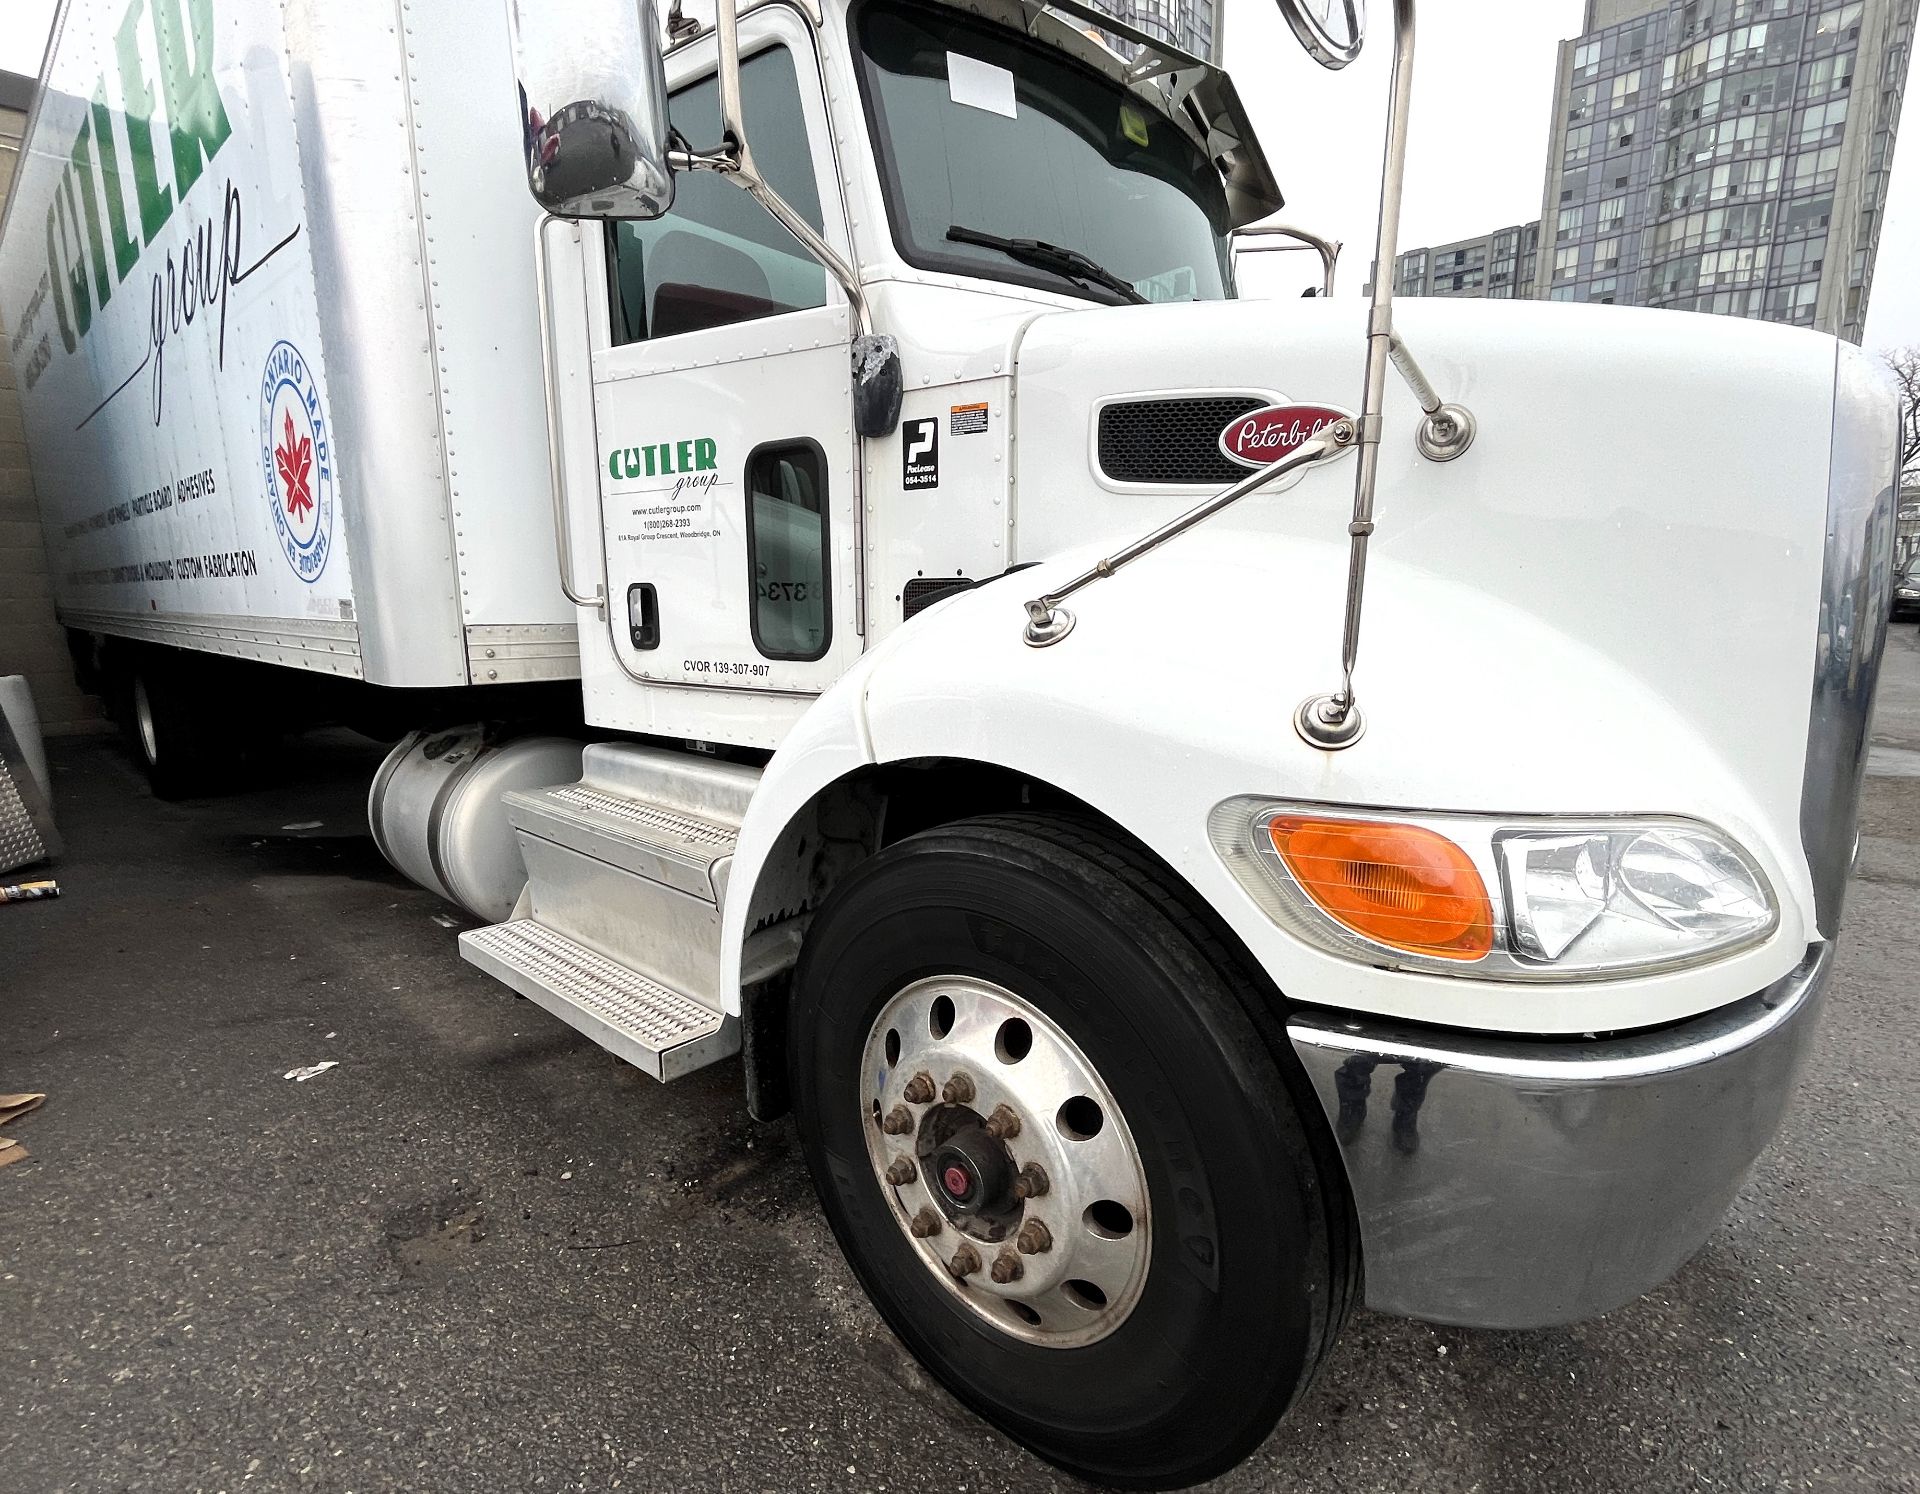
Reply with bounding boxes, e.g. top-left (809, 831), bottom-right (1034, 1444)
top-left (1888, 346), bottom-right (1920, 486)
